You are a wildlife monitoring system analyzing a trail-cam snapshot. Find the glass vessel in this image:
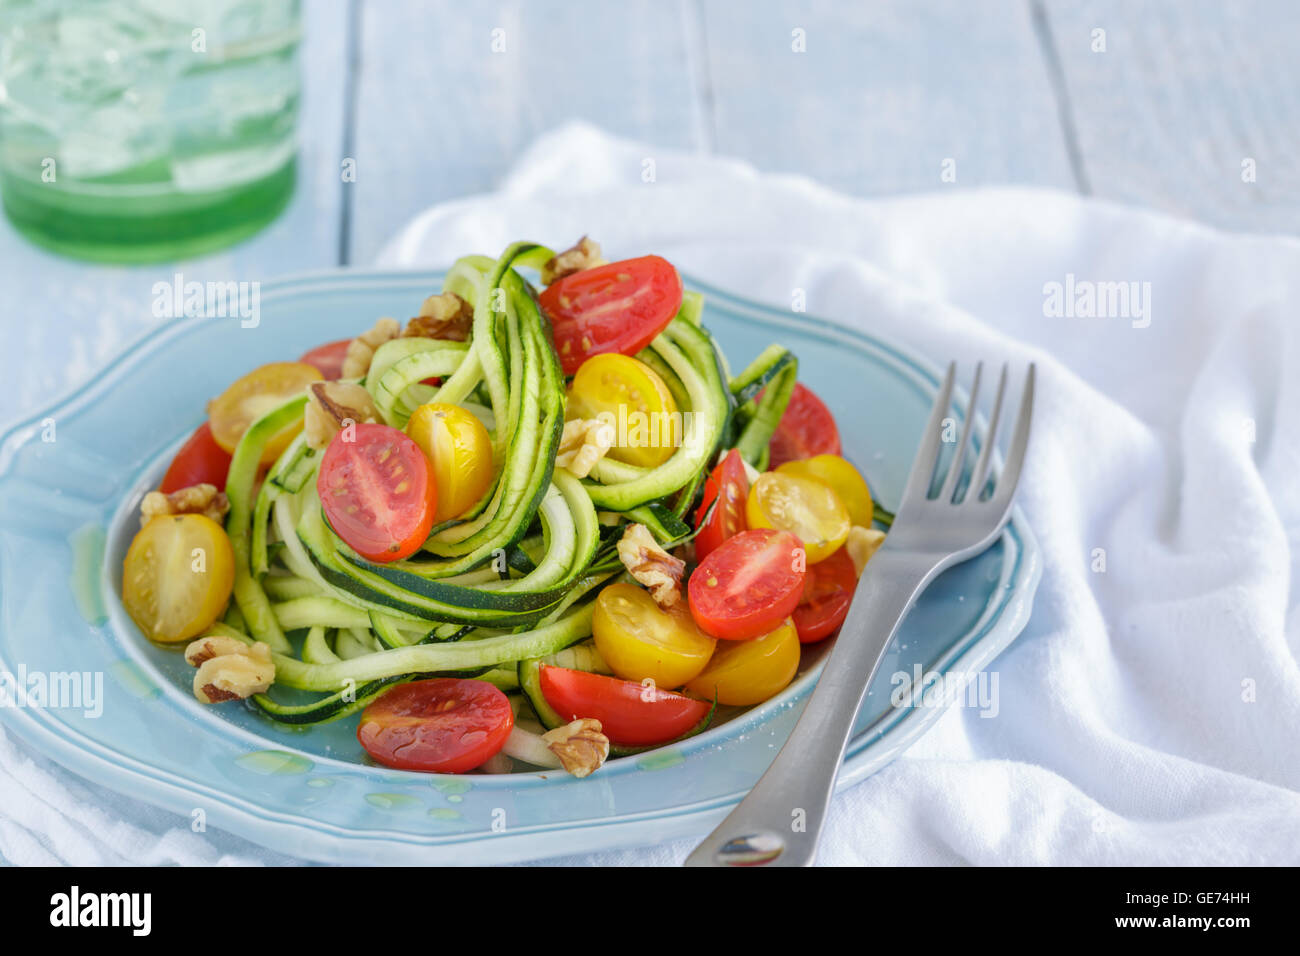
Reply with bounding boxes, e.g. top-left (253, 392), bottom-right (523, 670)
top-left (0, 0), bottom-right (301, 262)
